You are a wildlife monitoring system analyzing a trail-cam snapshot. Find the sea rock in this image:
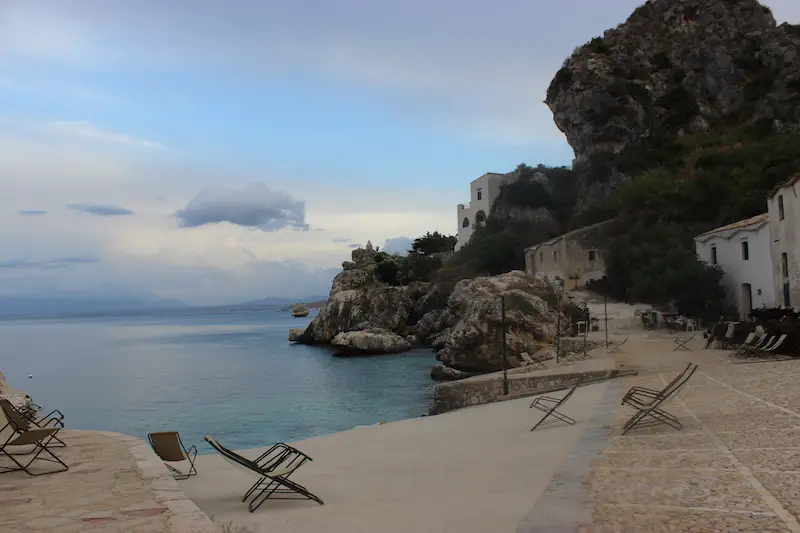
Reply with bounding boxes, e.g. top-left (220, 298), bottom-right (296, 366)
top-left (433, 271), bottom-right (561, 374)
top-left (545, 0), bottom-right (800, 210)
top-left (291, 303), bottom-right (309, 317)
top-left (331, 329), bottom-right (412, 356)
top-left (288, 328), bottom-right (305, 342)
